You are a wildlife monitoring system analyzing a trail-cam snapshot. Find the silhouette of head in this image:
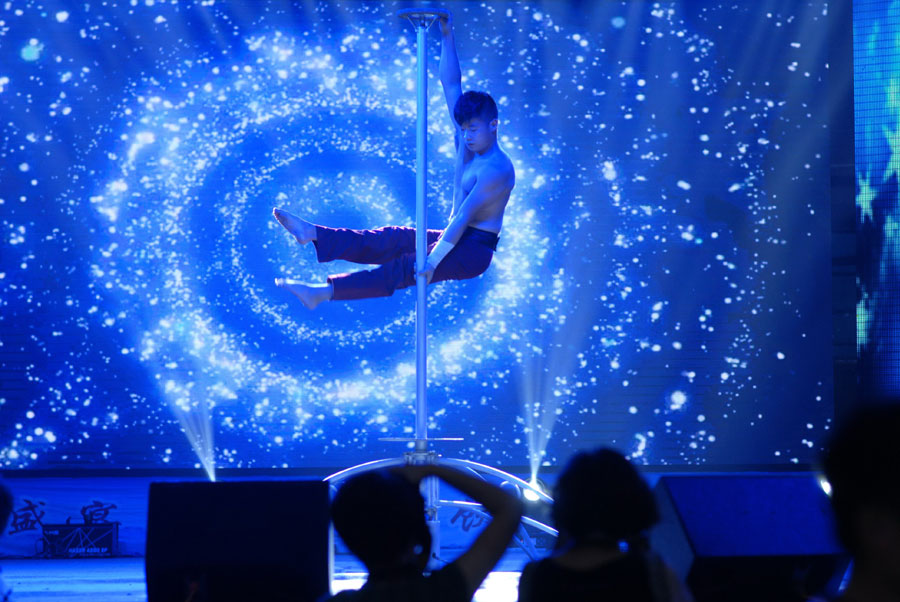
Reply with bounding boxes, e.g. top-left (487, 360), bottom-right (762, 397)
top-left (552, 448), bottom-right (658, 544)
top-left (331, 469), bottom-right (431, 572)
top-left (823, 403), bottom-right (900, 574)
